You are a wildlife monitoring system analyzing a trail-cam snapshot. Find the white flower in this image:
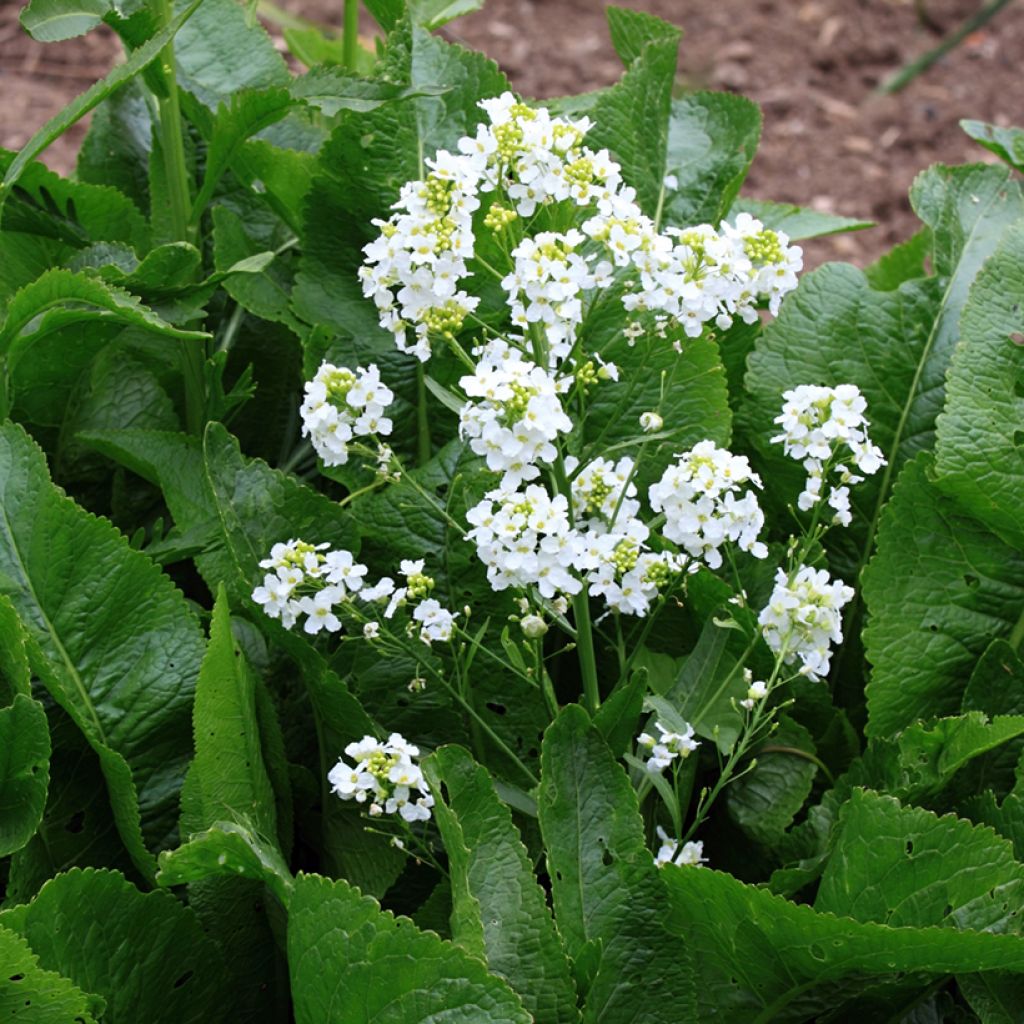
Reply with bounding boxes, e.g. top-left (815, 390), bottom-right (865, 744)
top-left (772, 384), bottom-right (885, 526)
top-left (740, 679), bottom-right (768, 710)
top-left (328, 732), bottom-right (434, 822)
top-left (758, 565), bottom-right (854, 681)
top-left (649, 441), bottom-right (767, 568)
top-left (363, 622), bottom-right (380, 639)
top-left (412, 599), bottom-right (456, 645)
top-left (520, 613), bottom-right (548, 639)
top-left (300, 363), bottom-right (394, 466)
top-left (654, 826), bottom-right (706, 868)
top-left (638, 720), bottom-right (700, 774)
top-left (298, 588), bottom-right (344, 635)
